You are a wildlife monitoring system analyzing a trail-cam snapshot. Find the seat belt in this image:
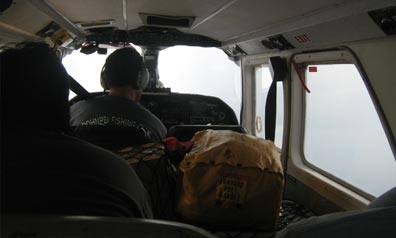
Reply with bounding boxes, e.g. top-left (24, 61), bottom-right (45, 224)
top-left (265, 57), bottom-right (287, 141)
top-left (265, 80), bottom-right (277, 141)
